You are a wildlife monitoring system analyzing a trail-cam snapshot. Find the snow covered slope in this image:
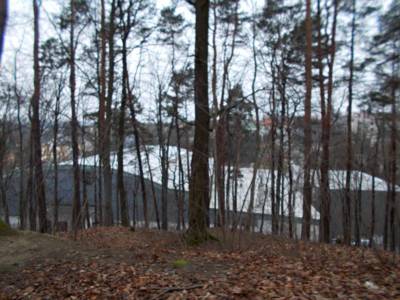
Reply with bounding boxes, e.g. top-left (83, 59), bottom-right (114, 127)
top-left (63, 145), bottom-right (399, 220)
